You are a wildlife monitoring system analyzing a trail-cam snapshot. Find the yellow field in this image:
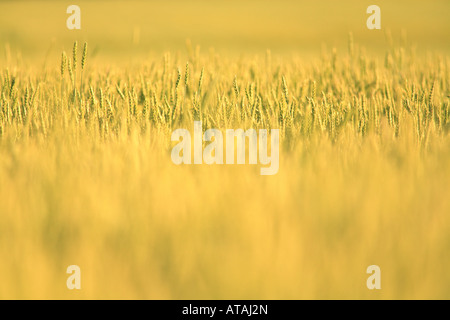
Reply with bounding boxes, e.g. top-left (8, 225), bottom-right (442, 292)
top-left (0, 1), bottom-right (449, 299)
